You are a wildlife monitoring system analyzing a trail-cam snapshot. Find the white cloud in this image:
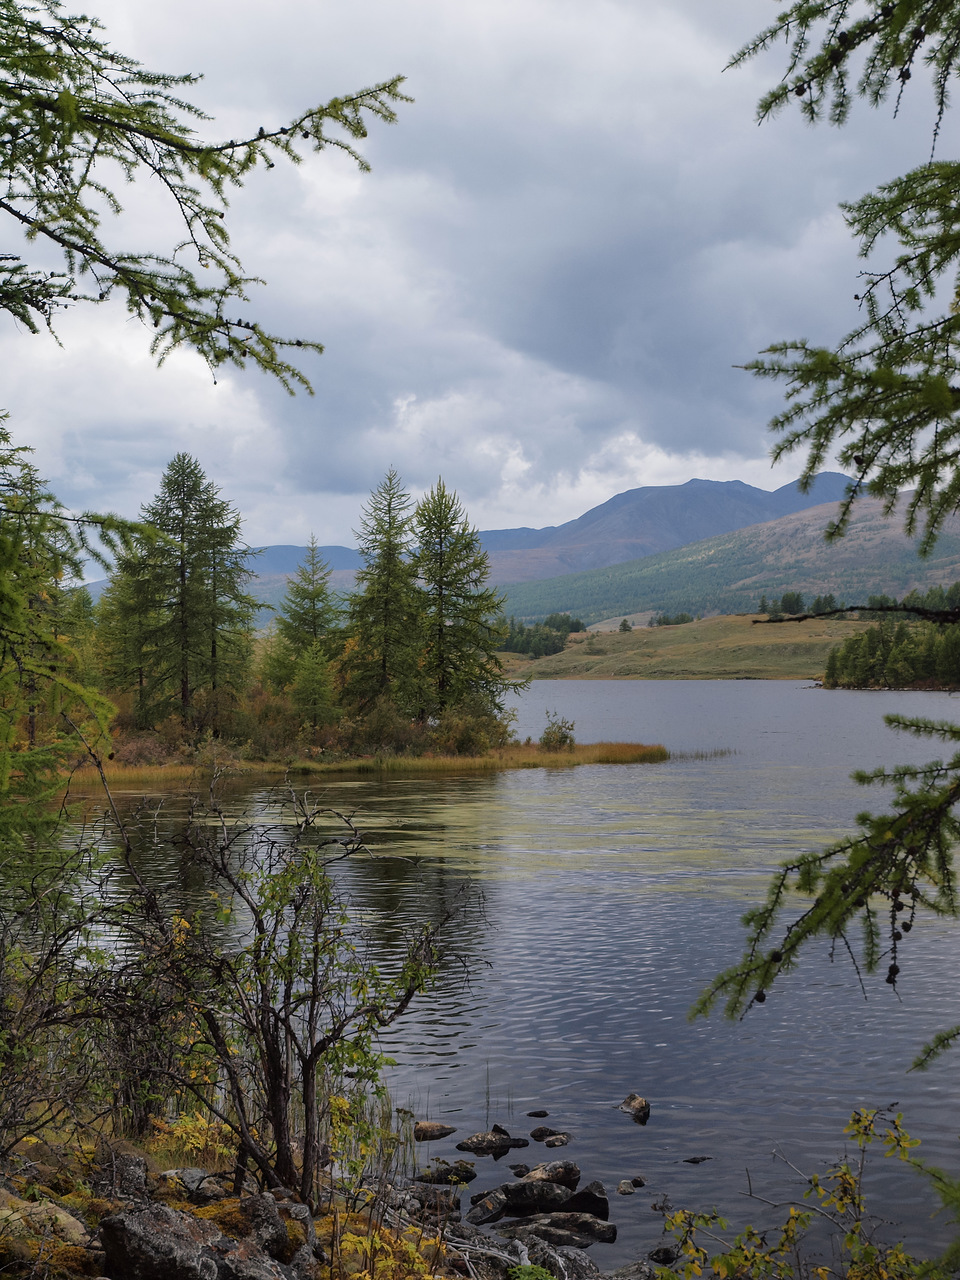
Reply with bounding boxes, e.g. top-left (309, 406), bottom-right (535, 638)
top-left (0, 0), bottom-right (936, 543)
